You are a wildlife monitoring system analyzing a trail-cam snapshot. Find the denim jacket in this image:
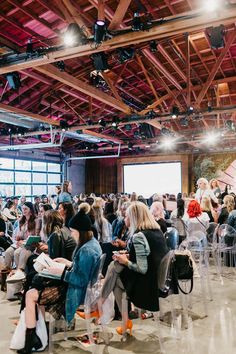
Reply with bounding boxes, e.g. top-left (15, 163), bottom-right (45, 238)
top-left (63, 237), bottom-right (102, 322)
